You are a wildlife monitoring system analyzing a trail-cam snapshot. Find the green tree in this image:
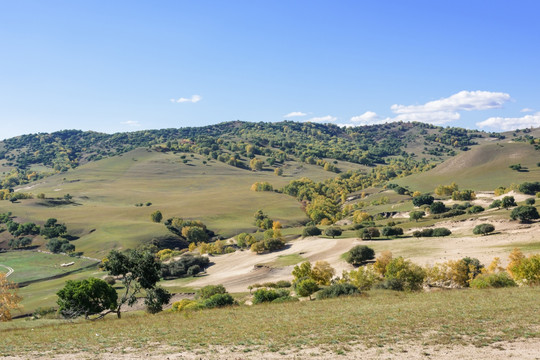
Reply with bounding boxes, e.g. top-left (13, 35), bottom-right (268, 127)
top-left (103, 249), bottom-right (171, 318)
top-left (473, 223), bottom-right (495, 235)
top-left (295, 278), bottom-right (319, 299)
top-left (345, 245), bottom-right (375, 266)
top-left (510, 206), bottom-right (540, 223)
top-left (57, 278), bottom-right (118, 319)
top-left (302, 226), bottom-right (322, 237)
top-left (409, 211), bottom-right (425, 222)
top-left (324, 227), bottom-right (342, 238)
top-left (412, 194), bottom-right (434, 207)
top-left (501, 196), bottom-right (517, 209)
top-left (150, 210), bottom-right (163, 223)
top-left (430, 201), bottom-right (447, 214)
